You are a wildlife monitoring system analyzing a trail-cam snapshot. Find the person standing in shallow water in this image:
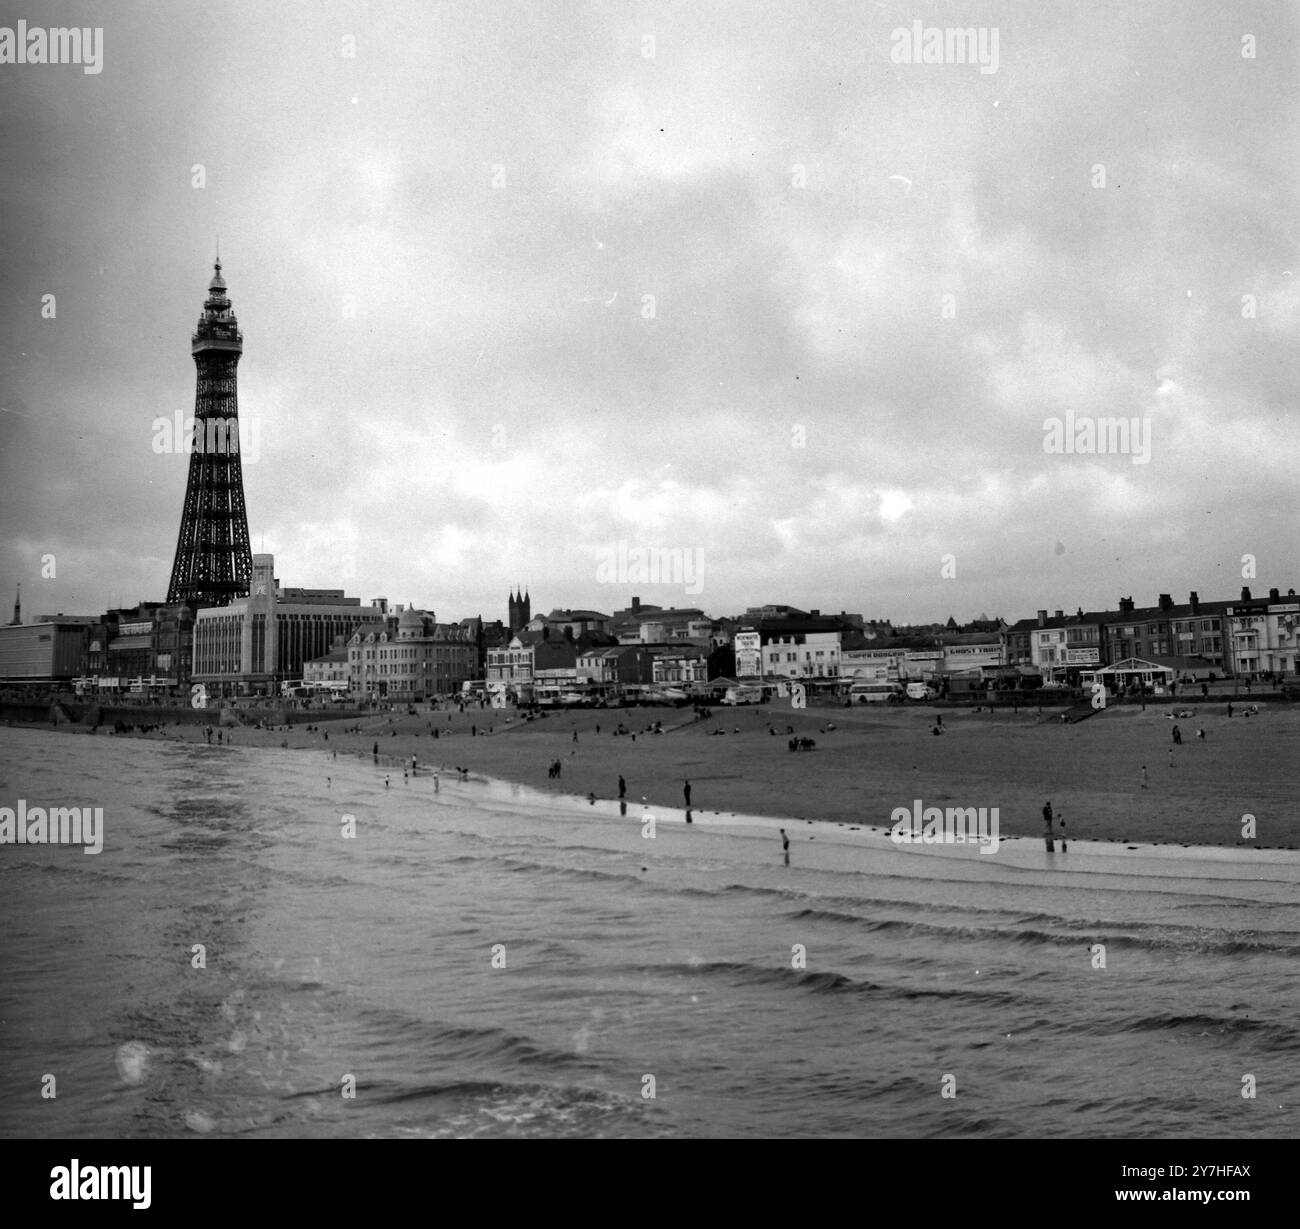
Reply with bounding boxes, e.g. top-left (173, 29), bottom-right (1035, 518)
top-left (779, 828), bottom-right (790, 864)
top-left (683, 779), bottom-right (691, 808)
top-left (1042, 801), bottom-right (1054, 852)
top-left (618, 775), bottom-right (626, 800)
